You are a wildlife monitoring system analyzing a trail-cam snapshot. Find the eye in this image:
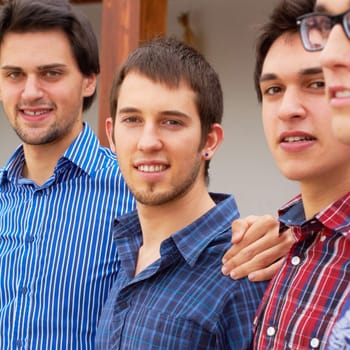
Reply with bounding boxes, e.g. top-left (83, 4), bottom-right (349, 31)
top-left (160, 118), bottom-right (186, 130)
top-left (163, 119), bottom-right (183, 126)
top-left (309, 80), bottom-right (325, 89)
top-left (262, 85), bottom-right (282, 96)
top-left (121, 116), bottom-right (142, 124)
top-left (6, 71), bottom-right (23, 80)
top-left (41, 70), bottom-right (63, 79)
